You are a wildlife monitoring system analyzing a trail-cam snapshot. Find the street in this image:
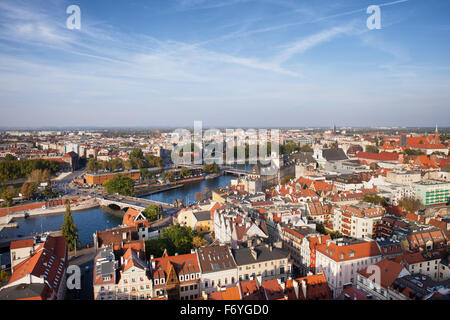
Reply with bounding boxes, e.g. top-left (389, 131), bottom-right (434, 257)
top-left (65, 247), bottom-right (96, 300)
